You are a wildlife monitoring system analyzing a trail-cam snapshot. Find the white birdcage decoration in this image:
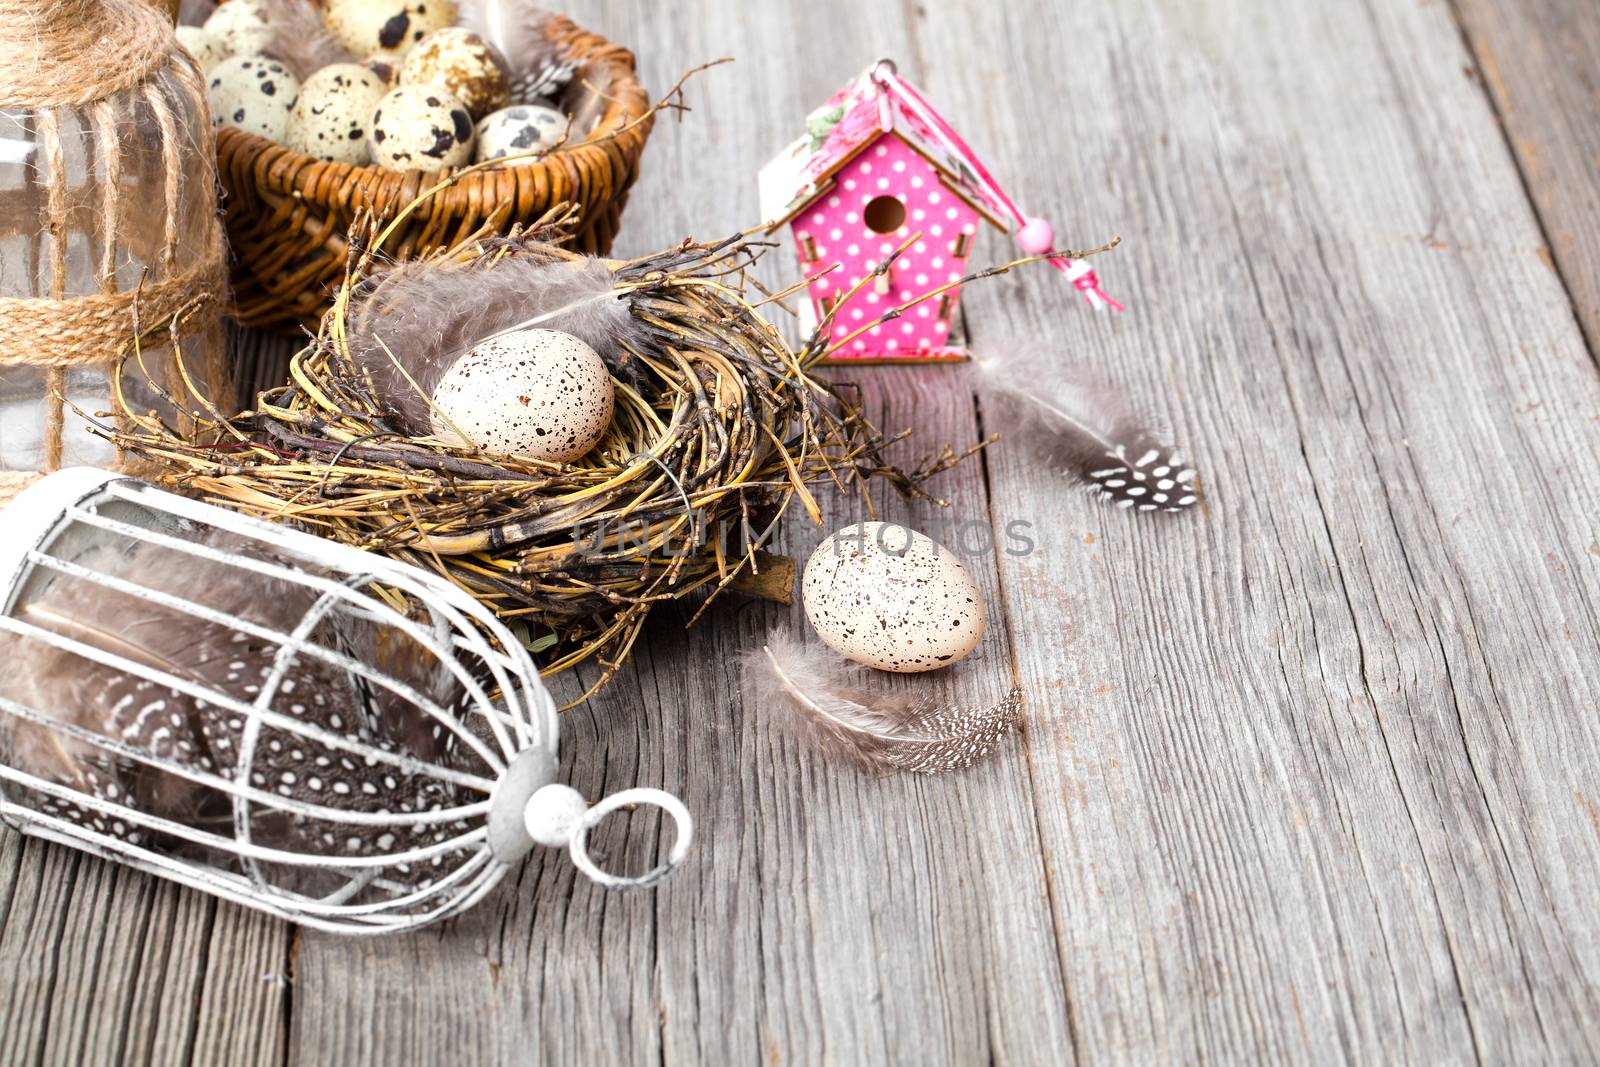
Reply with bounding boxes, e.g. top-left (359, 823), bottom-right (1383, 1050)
top-left (0, 469), bottom-right (692, 935)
